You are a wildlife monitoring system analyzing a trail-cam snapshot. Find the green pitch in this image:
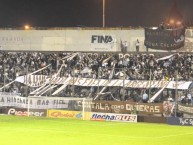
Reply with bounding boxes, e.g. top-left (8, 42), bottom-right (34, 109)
top-left (0, 115), bottom-right (193, 145)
